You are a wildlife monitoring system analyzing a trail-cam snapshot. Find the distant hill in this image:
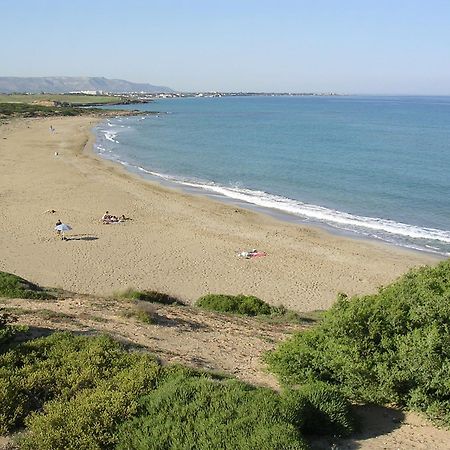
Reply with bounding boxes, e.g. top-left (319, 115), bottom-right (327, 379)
top-left (0, 76), bottom-right (174, 94)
